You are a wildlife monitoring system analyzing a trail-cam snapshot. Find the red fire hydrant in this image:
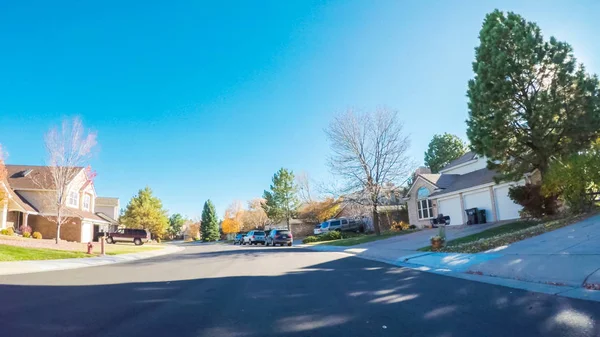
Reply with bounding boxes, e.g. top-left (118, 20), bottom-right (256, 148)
top-left (87, 242), bottom-right (93, 254)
